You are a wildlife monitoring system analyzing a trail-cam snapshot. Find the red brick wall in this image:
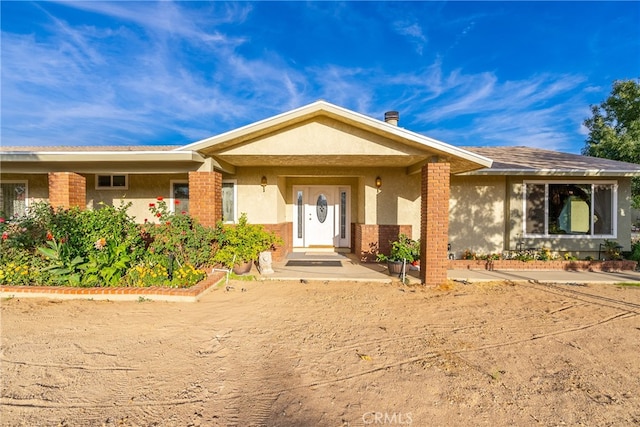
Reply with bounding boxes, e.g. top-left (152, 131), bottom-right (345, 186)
top-left (420, 162), bottom-right (450, 286)
top-left (354, 224), bottom-right (412, 262)
top-left (262, 222), bottom-right (292, 261)
top-left (48, 172), bottom-right (86, 210)
top-left (188, 171), bottom-right (222, 227)
top-left (450, 259), bottom-right (637, 272)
